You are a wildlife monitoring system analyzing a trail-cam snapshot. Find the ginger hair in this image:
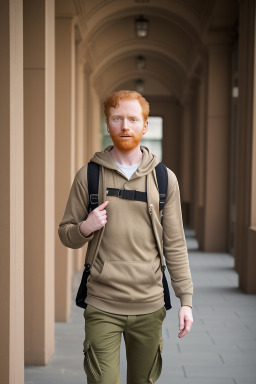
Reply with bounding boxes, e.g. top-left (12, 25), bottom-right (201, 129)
top-left (104, 90), bottom-right (150, 122)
